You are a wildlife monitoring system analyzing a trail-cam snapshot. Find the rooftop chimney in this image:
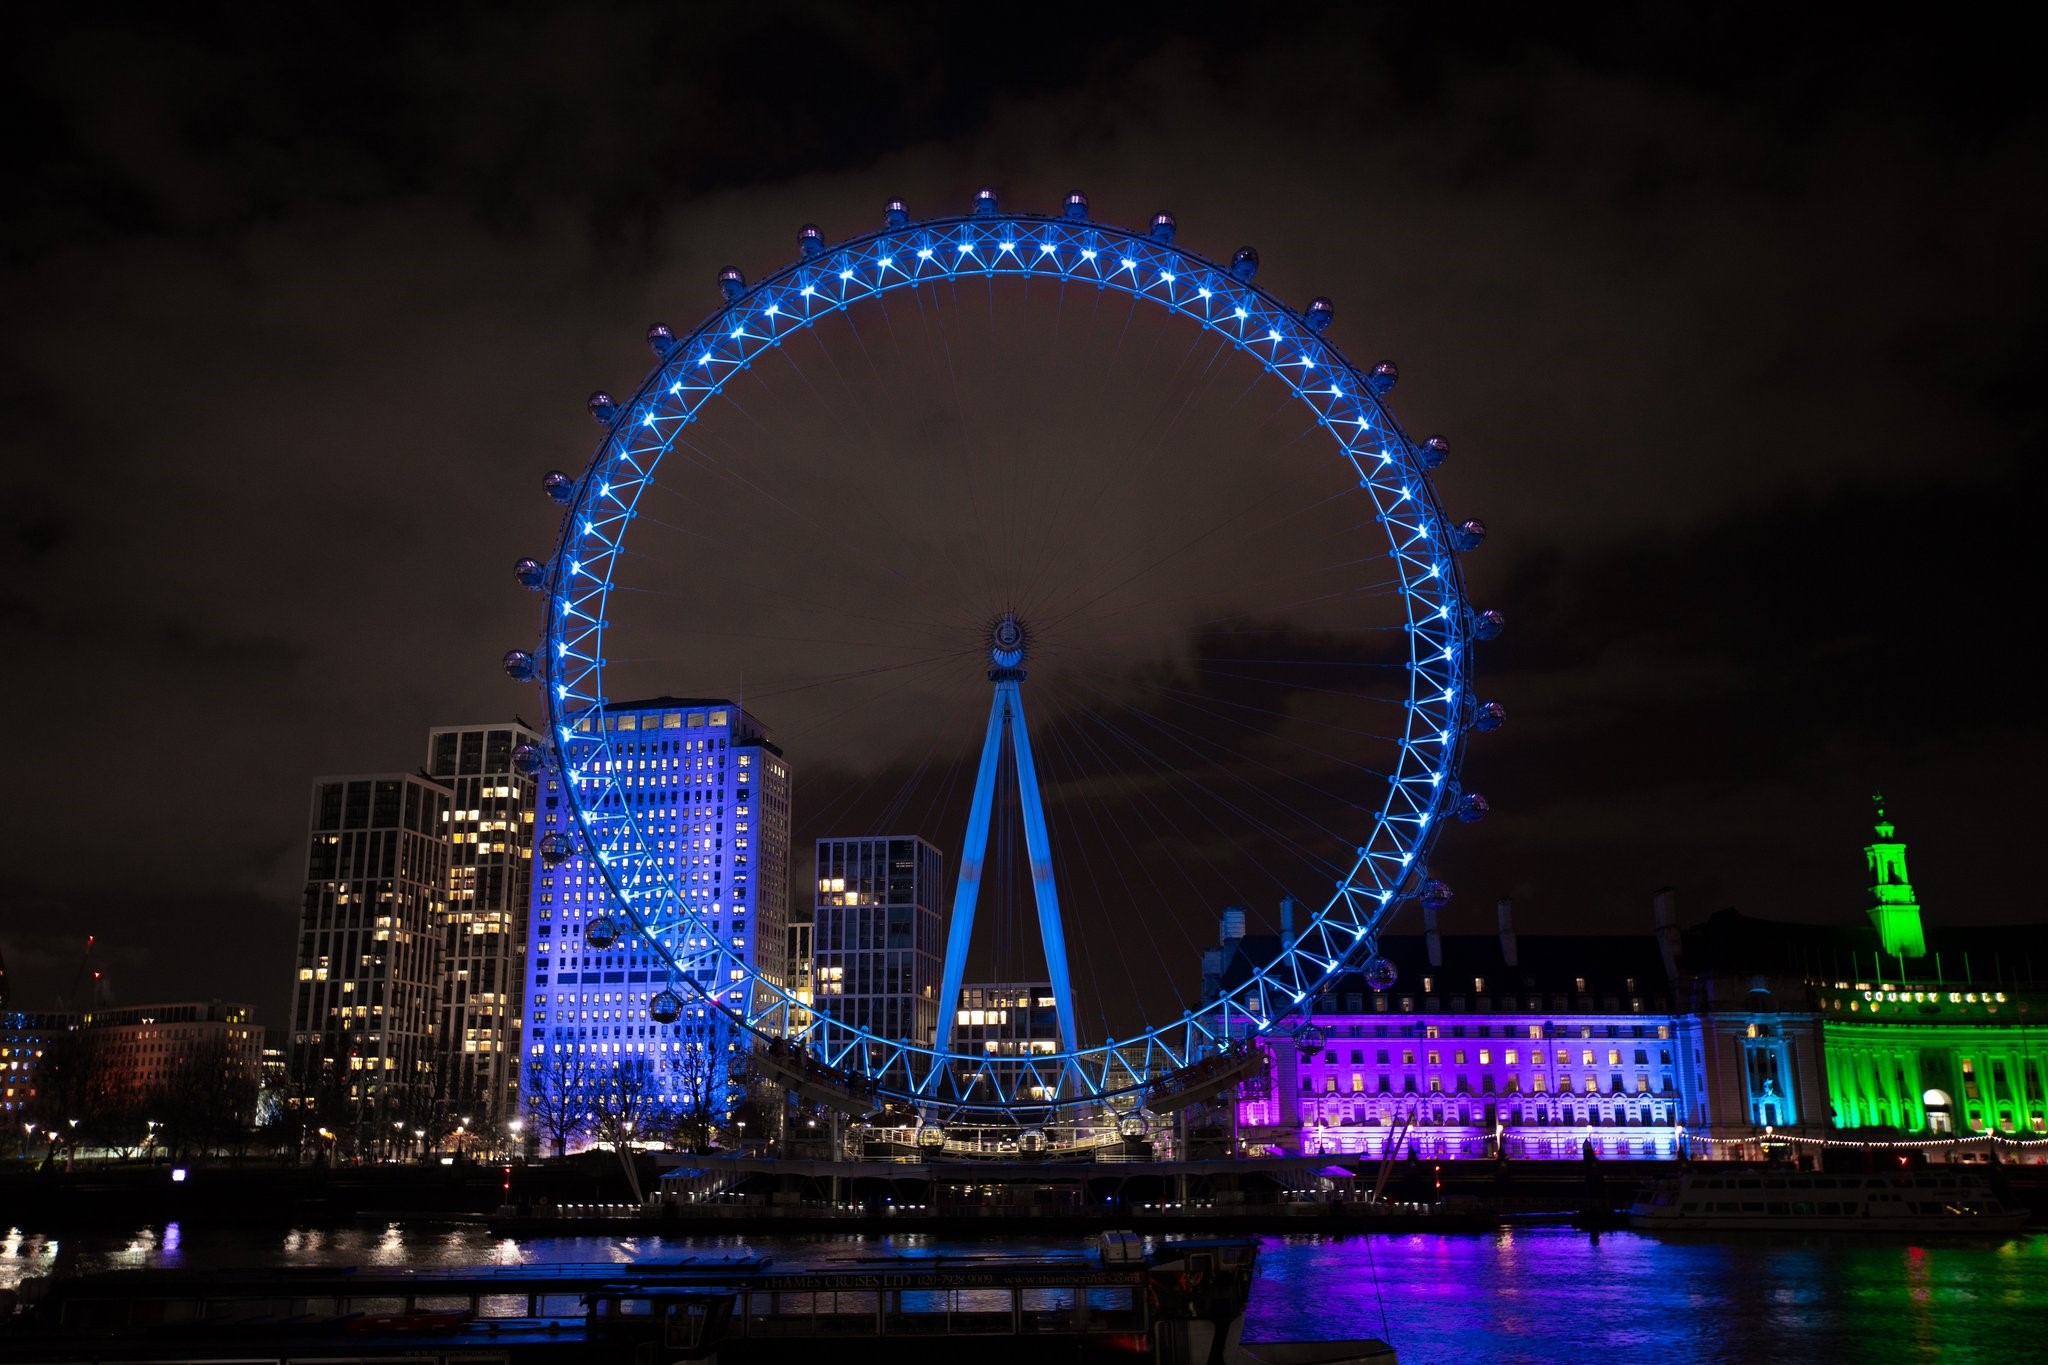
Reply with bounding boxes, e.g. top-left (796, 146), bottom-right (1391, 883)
top-left (1279, 896), bottom-right (1297, 949)
top-left (1497, 897), bottom-right (1518, 968)
top-left (1652, 887), bottom-right (1681, 982)
top-left (1220, 907), bottom-right (1247, 945)
top-left (1423, 902), bottom-right (1443, 969)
